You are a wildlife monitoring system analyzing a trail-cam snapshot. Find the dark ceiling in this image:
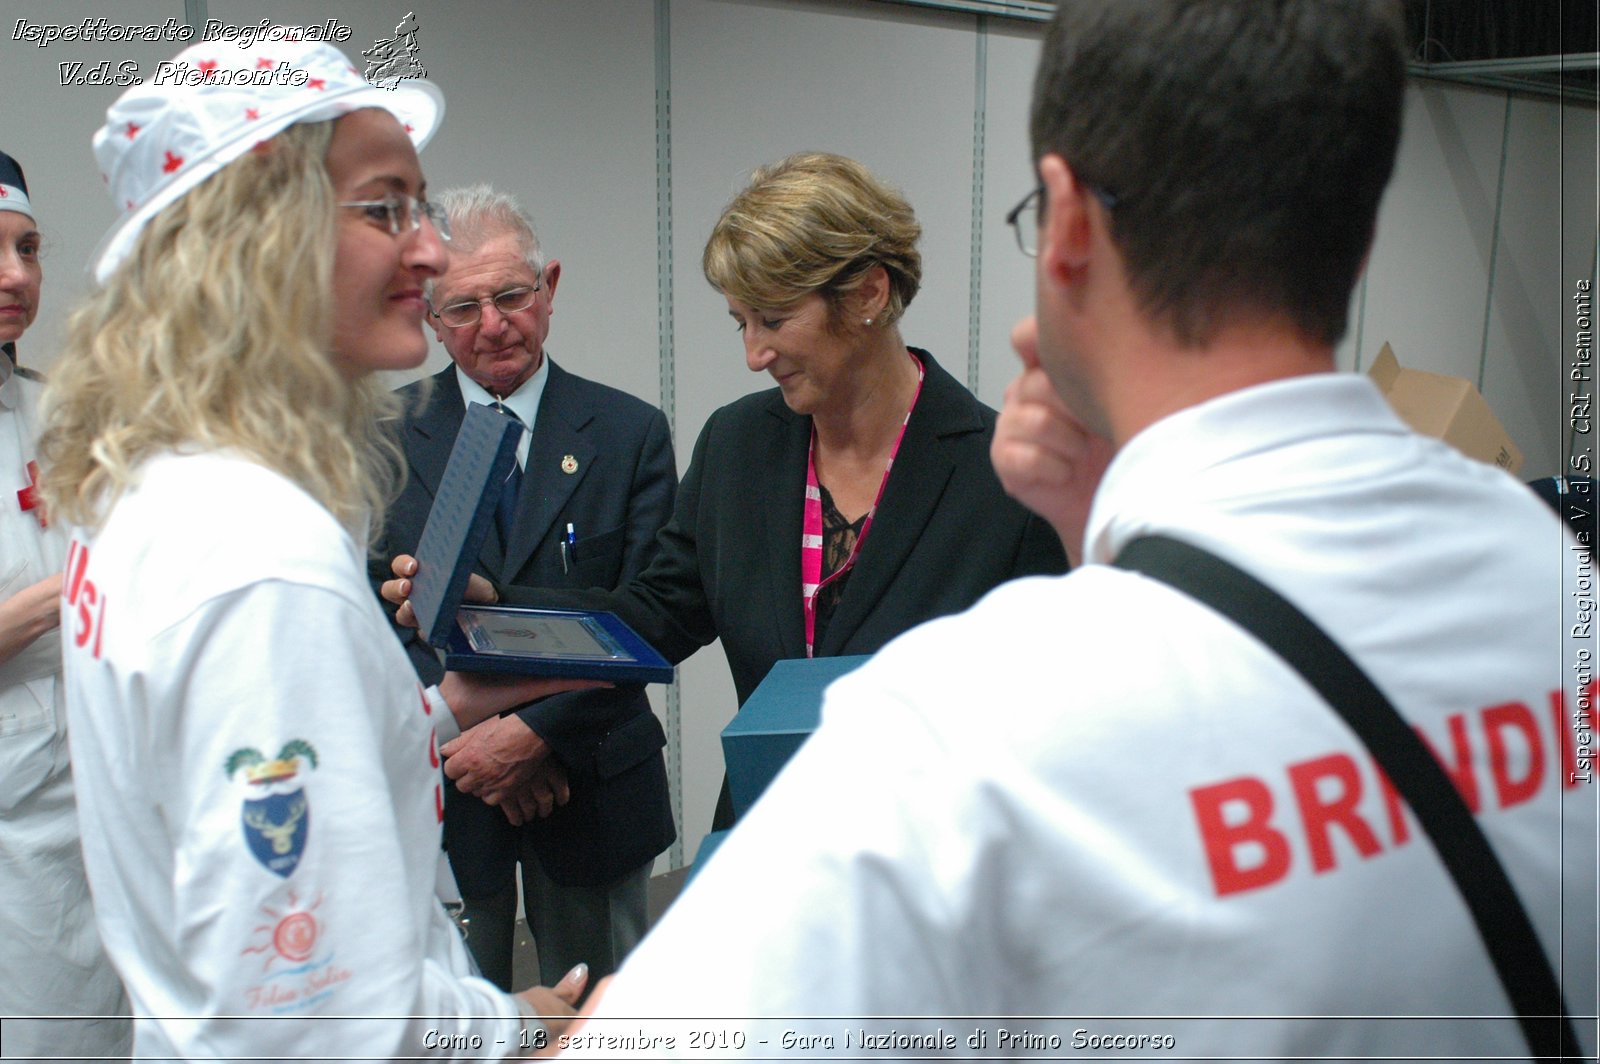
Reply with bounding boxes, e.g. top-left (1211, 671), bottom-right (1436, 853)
top-left (872, 0), bottom-right (1598, 103)
top-left (1405, 0), bottom-right (1597, 102)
